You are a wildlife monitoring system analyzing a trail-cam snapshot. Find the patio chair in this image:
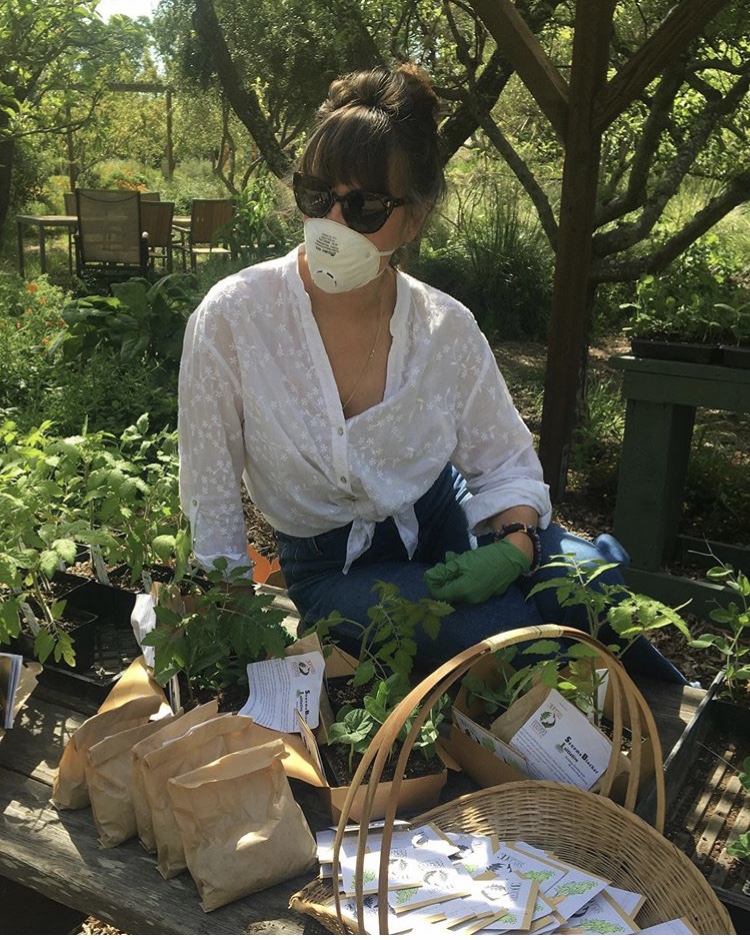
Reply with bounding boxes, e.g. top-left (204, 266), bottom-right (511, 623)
top-left (74, 188), bottom-right (149, 288)
top-left (174, 198), bottom-right (237, 272)
top-left (141, 200), bottom-right (175, 274)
